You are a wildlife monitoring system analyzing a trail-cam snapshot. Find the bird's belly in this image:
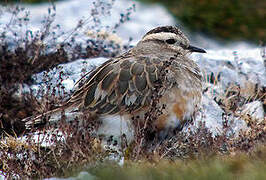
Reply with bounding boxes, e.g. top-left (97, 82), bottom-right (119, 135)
top-left (155, 87), bottom-right (201, 131)
top-left (96, 87), bottom-right (201, 142)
